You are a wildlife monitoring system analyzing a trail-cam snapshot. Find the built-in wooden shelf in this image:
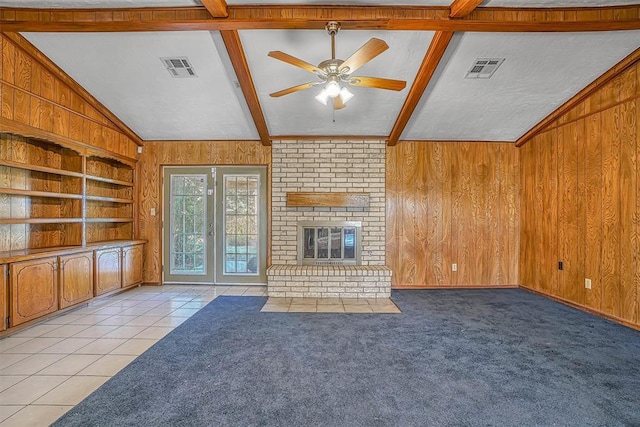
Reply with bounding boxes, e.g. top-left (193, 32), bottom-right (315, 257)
top-left (286, 192), bottom-right (370, 208)
top-left (85, 195), bottom-right (134, 204)
top-left (0, 159), bottom-right (84, 178)
top-left (85, 175), bottom-right (135, 187)
top-left (85, 218), bottom-right (134, 223)
top-left (0, 187), bottom-right (83, 199)
top-left (0, 218), bottom-right (83, 224)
